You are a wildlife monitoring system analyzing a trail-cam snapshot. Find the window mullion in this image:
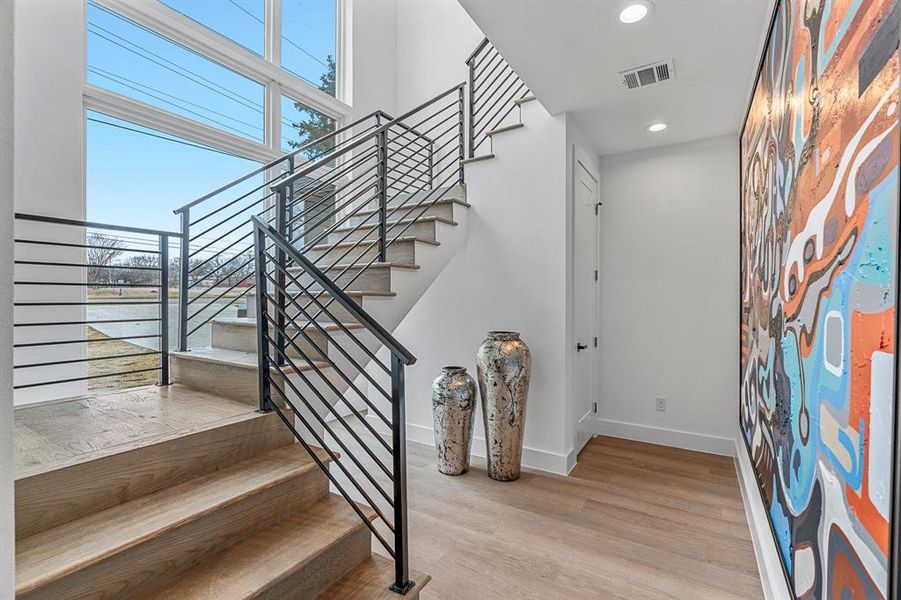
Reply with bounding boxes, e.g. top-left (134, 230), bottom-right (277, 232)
top-left (266, 0), bottom-right (281, 66)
